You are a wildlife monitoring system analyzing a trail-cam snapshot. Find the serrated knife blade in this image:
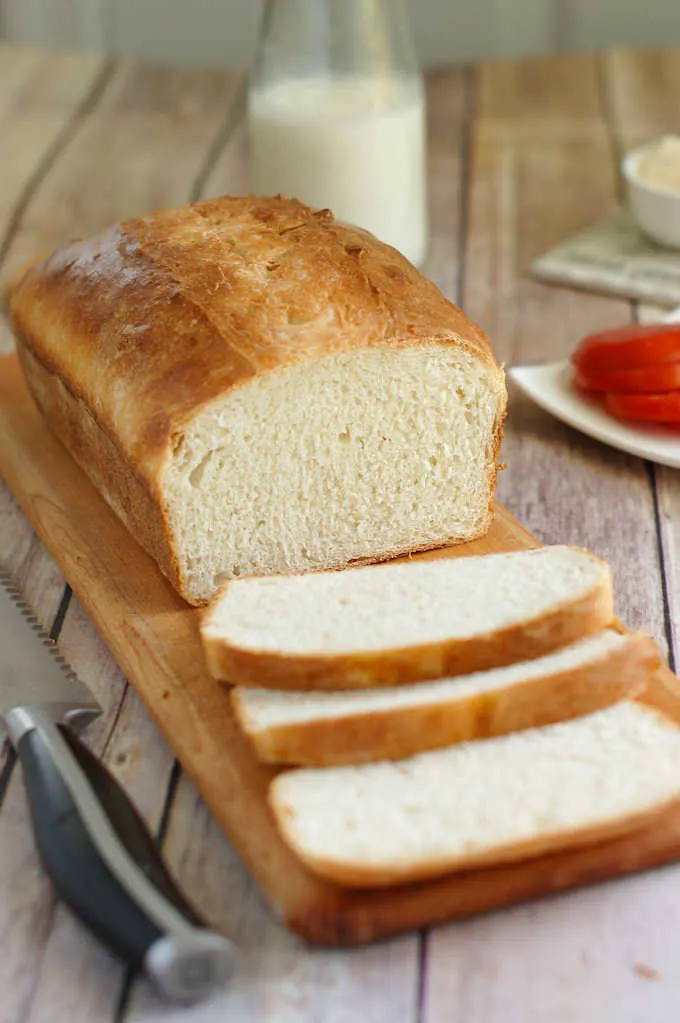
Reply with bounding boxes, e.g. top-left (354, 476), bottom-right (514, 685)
top-left (0, 571), bottom-right (99, 725)
top-left (0, 569), bottom-right (235, 1001)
